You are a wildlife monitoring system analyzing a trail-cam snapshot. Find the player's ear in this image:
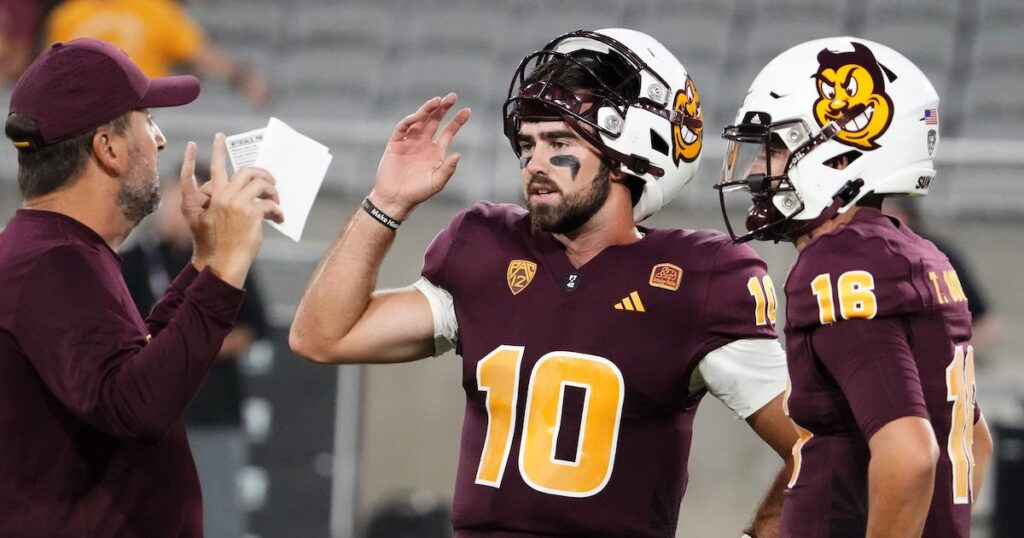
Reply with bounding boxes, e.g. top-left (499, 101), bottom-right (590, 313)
top-left (608, 166), bottom-right (626, 182)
